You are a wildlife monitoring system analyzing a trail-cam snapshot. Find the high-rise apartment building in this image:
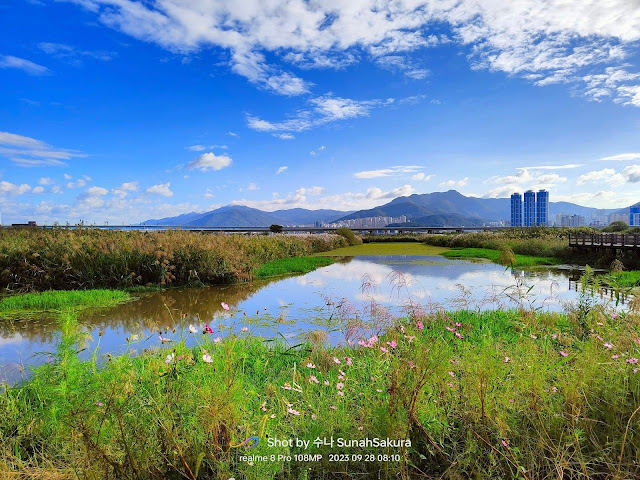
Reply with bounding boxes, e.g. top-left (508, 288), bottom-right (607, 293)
top-left (536, 189), bottom-right (549, 226)
top-left (631, 206), bottom-right (640, 226)
top-left (523, 190), bottom-right (536, 227)
top-left (510, 193), bottom-right (522, 227)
